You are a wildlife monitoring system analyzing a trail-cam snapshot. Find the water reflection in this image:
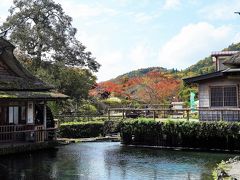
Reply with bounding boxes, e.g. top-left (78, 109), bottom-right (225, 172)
top-left (0, 142), bottom-right (236, 180)
top-left (103, 145), bottom-right (235, 180)
top-left (0, 148), bottom-right (80, 180)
